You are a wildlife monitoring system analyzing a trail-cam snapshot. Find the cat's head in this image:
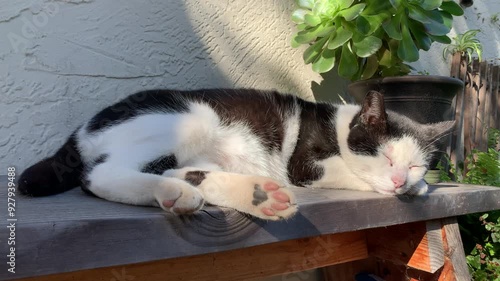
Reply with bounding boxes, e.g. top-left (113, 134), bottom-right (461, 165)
top-left (345, 91), bottom-right (455, 195)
